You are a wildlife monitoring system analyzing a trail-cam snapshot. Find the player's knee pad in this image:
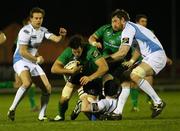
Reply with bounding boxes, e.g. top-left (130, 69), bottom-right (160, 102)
top-left (131, 66), bottom-right (146, 78)
top-left (62, 85), bottom-right (73, 99)
top-left (104, 80), bottom-right (121, 97)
